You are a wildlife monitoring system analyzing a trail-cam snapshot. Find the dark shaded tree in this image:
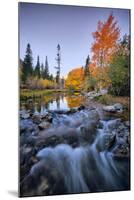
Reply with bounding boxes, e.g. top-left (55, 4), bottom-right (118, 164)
top-left (40, 63), bottom-right (44, 78)
top-left (34, 55), bottom-right (40, 78)
top-left (49, 74), bottom-right (54, 81)
top-left (84, 55), bottom-right (90, 76)
top-left (109, 35), bottom-right (130, 96)
top-left (22, 43), bottom-right (33, 82)
top-left (43, 56), bottom-right (49, 79)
